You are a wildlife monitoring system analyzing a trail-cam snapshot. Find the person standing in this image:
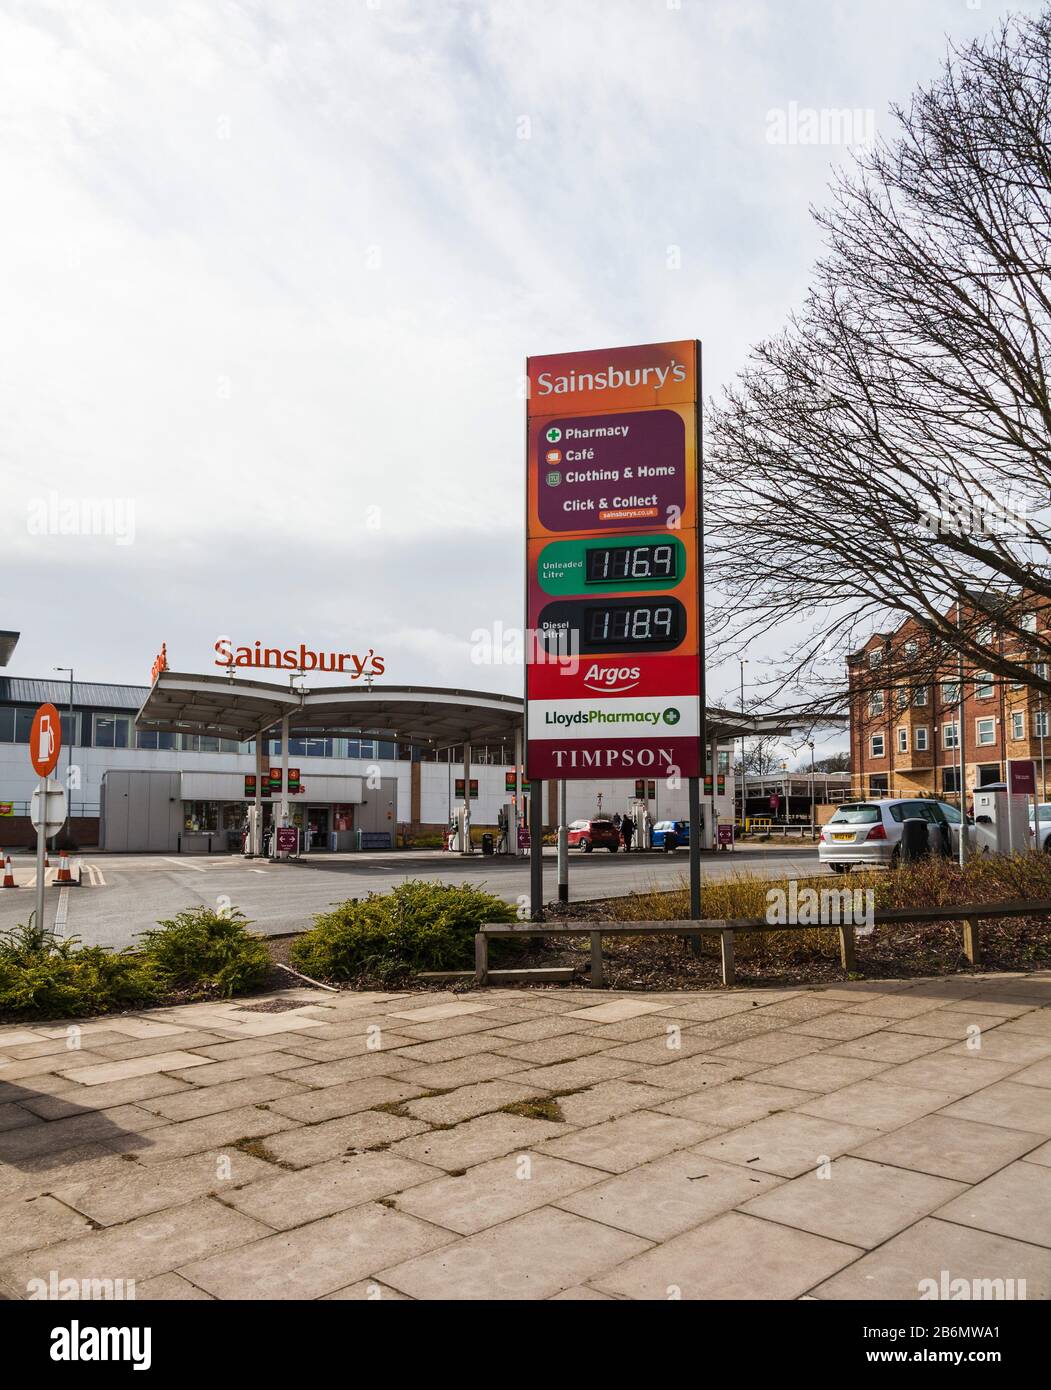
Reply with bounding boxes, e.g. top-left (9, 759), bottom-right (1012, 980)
top-left (622, 814), bottom-right (635, 851)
